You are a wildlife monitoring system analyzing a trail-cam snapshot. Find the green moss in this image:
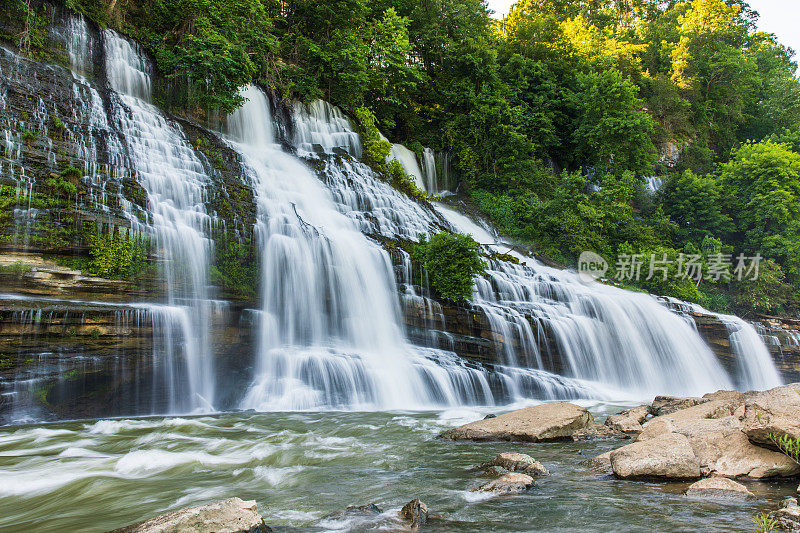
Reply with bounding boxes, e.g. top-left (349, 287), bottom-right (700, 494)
top-left (22, 129), bottom-right (36, 146)
top-left (0, 353), bottom-right (15, 372)
top-left (210, 236), bottom-right (258, 300)
top-left (50, 115), bottom-right (65, 139)
top-left (0, 261), bottom-right (32, 277)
